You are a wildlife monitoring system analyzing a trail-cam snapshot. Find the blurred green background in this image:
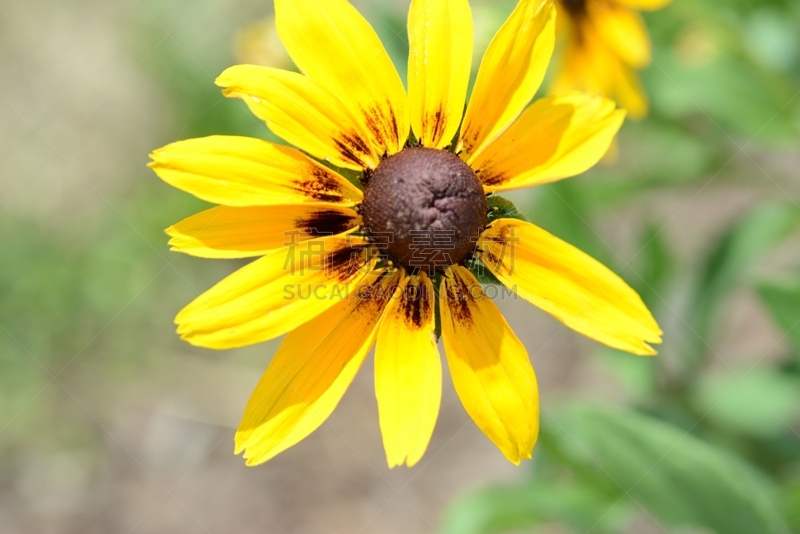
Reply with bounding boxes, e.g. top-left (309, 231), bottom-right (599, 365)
top-left (1, 0), bottom-right (799, 532)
